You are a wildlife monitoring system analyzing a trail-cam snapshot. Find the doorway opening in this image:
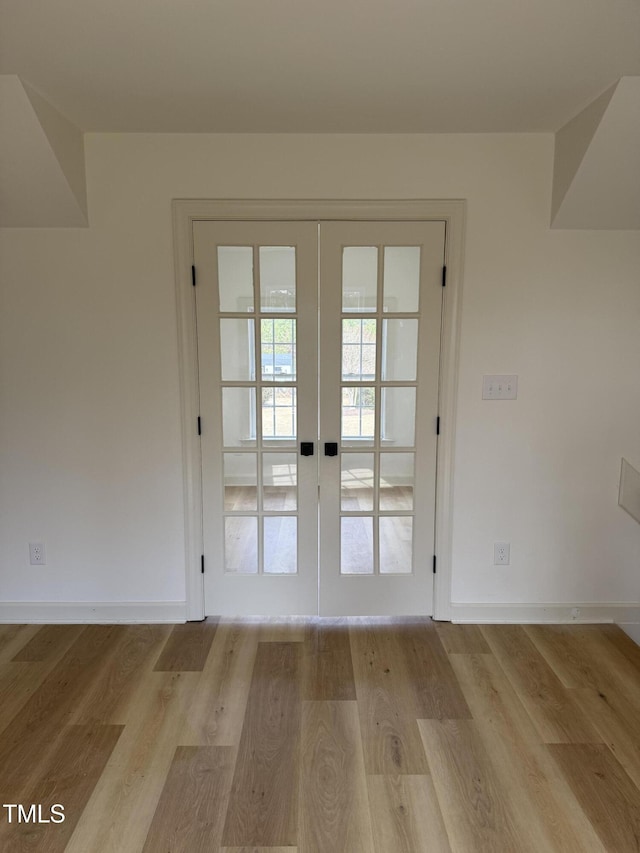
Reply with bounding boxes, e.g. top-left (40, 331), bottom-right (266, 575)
top-left (173, 200), bottom-right (465, 620)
